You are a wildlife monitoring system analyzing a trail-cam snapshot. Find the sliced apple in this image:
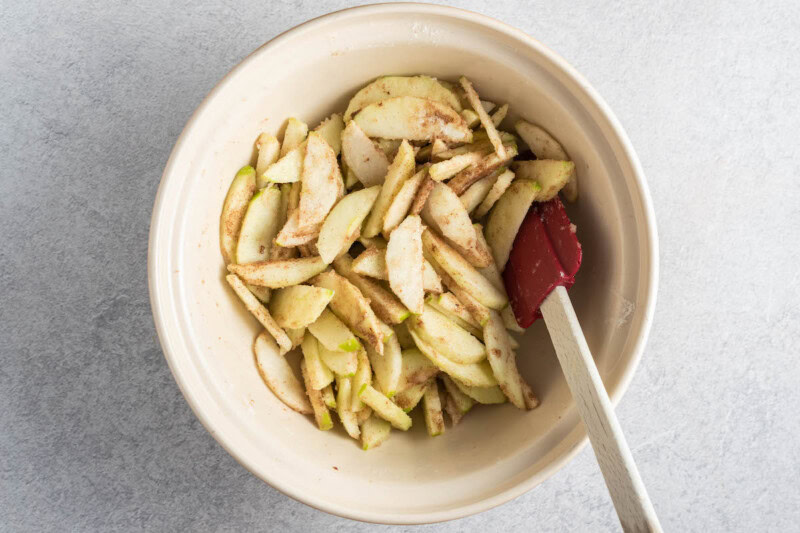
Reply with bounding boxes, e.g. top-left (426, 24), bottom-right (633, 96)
top-left (441, 375), bottom-right (475, 415)
top-left (366, 331), bottom-right (402, 397)
top-left (422, 229), bottom-right (507, 309)
top-left (255, 134), bottom-right (281, 187)
top-left (359, 384), bottom-right (412, 430)
top-left (318, 342), bottom-right (358, 377)
top-left (333, 254), bottom-right (410, 324)
top-left (512, 160), bottom-right (575, 201)
top-left (298, 132), bottom-right (343, 228)
top-left (226, 274), bottom-right (291, 354)
top-left (285, 326), bottom-right (305, 348)
top-left (274, 209), bottom-right (320, 247)
top-left (307, 308), bottom-right (361, 352)
top-left (515, 120), bottom-right (577, 201)
top-left (344, 75), bottom-right (462, 121)
top-left (396, 348), bottom-right (439, 391)
top-left (483, 310), bottom-right (525, 408)
top-left (312, 270), bottom-right (384, 355)
top-left (350, 348), bottom-right (372, 412)
top-left (313, 113), bottom-right (344, 155)
top-left (491, 103), bottom-right (508, 127)
top-left (253, 331), bottom-right (312, 414)
top-left (381, 166), bottom-right (428, 235)
top-left (321, 384), bottom-right (336, 409)
top-left (393, 322), bottom-right (416, 350)
top-left (428, 261), bottom-right (492, 326)
top-left (453, 379), bottom-right (506, 404)
top-left (341, 120), bottom-right (390, 187)
top-left (353, 96), bottom-right (472, 144)
top-left (228, 256), bottom-right (327, 288)
top-left (428, 151), bottom-right (484, 182)
top-left (474, 168), bottom-right (516, 218)
top-left (409, 174), bottom-right (435, 215)
top-left (408, 304), bottom-right (486, 364)
top-left (386, 215), bottom-right (425, 314)
top-left (351, 247), bottom-right (441, 293)
top-left (421, 182), bottom-right (490, 267)
top-left (262, 141), bottom-right (306, 184)
top-left (336, 376), bottom-right (360, 439)
top-left (459, 76), bottom-right (506, 159)
top-left (300, 334), bottom-right (334, 390)
top-left (409, 330), bottom-right (497, 388)
top-left (301, 359), bottom-right (333, 430)
top-left (219, 165), bottom-right (256, 264)
top-left (447, 144), bottom-right (518, 195)
top-left (460, 108), bottom-right (480, 128)
top-left (484, 178), bottom-right (540, 270)
top-left (235, 186), bottom-right (282, 265)
top-left (280, 117), bottom-right (308, 157)
top-left (362, 140), bottom-right (416, 238)
top-left (360, 413), bottom-right (391, 450)
top-left (392, 381), bottom-right (429, 412)
top-left (268, 285), bottom-right (333, 329)
top-left (422, 381), bottom-right (445, 436)
top-left (472, 223), bottom-right (506, 295)
top-left (317, 186), bottom-right (381, 264)
top-left (375, 138), bottom-right (402, 159)
top-left (425, 293), bottom-right (482, 339)
top-left (520, 377), bottom-right (540, 410)
top-left (501, 305), bottom-right (525, 333)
